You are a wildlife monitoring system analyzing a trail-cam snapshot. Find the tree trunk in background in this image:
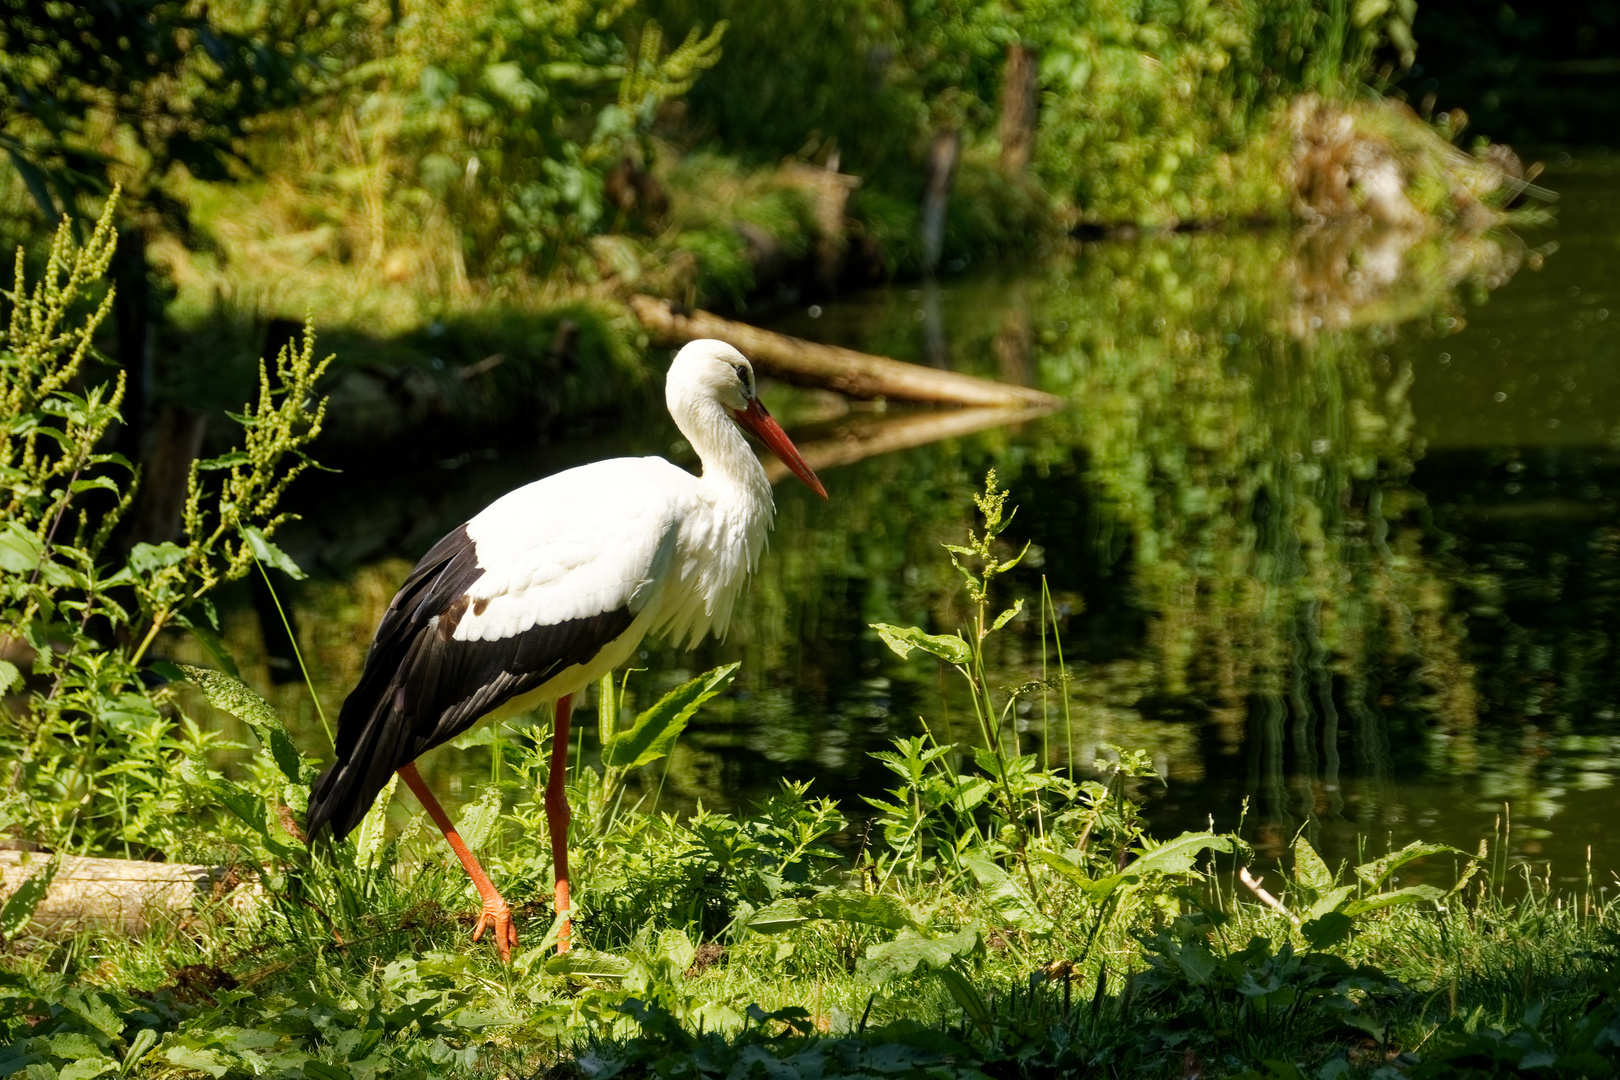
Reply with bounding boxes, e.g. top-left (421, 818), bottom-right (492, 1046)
top-left (999, 43), bottom-right (1040, 175)
top-left (920, 130), bottom-right (960, 274)
top-left (112, 226), bottom-right (154, 463)
top-left (785, 155), bottom-right (861, 290)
